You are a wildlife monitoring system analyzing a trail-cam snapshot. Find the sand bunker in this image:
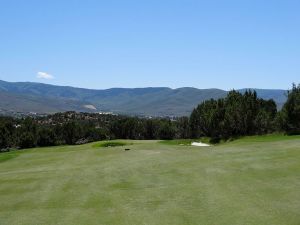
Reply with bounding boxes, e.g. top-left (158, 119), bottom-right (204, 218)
top-left (191, 142), bottom-right (210, 147)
